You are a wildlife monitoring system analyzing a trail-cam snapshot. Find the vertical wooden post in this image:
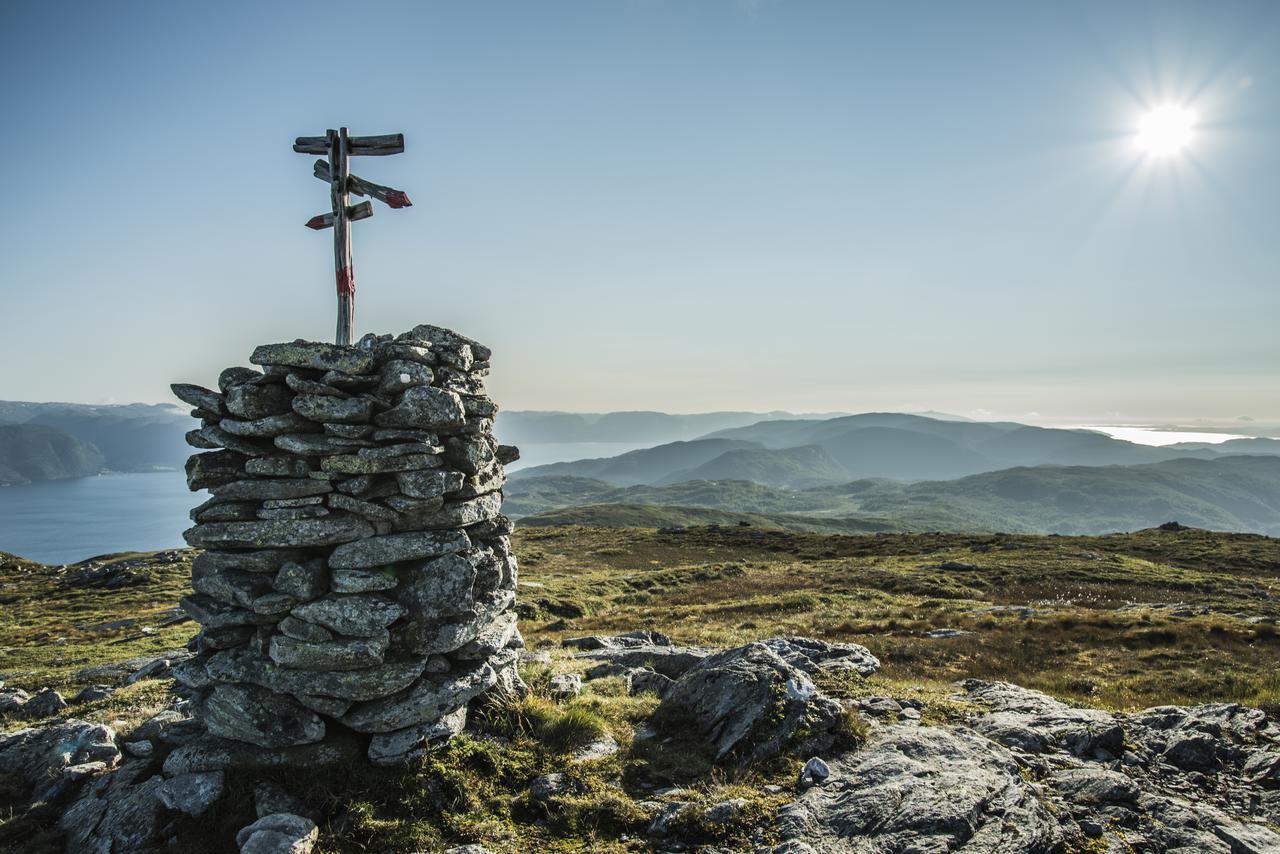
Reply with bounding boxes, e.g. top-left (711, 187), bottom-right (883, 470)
top-left (330, 127), bottom-right (355, 346)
